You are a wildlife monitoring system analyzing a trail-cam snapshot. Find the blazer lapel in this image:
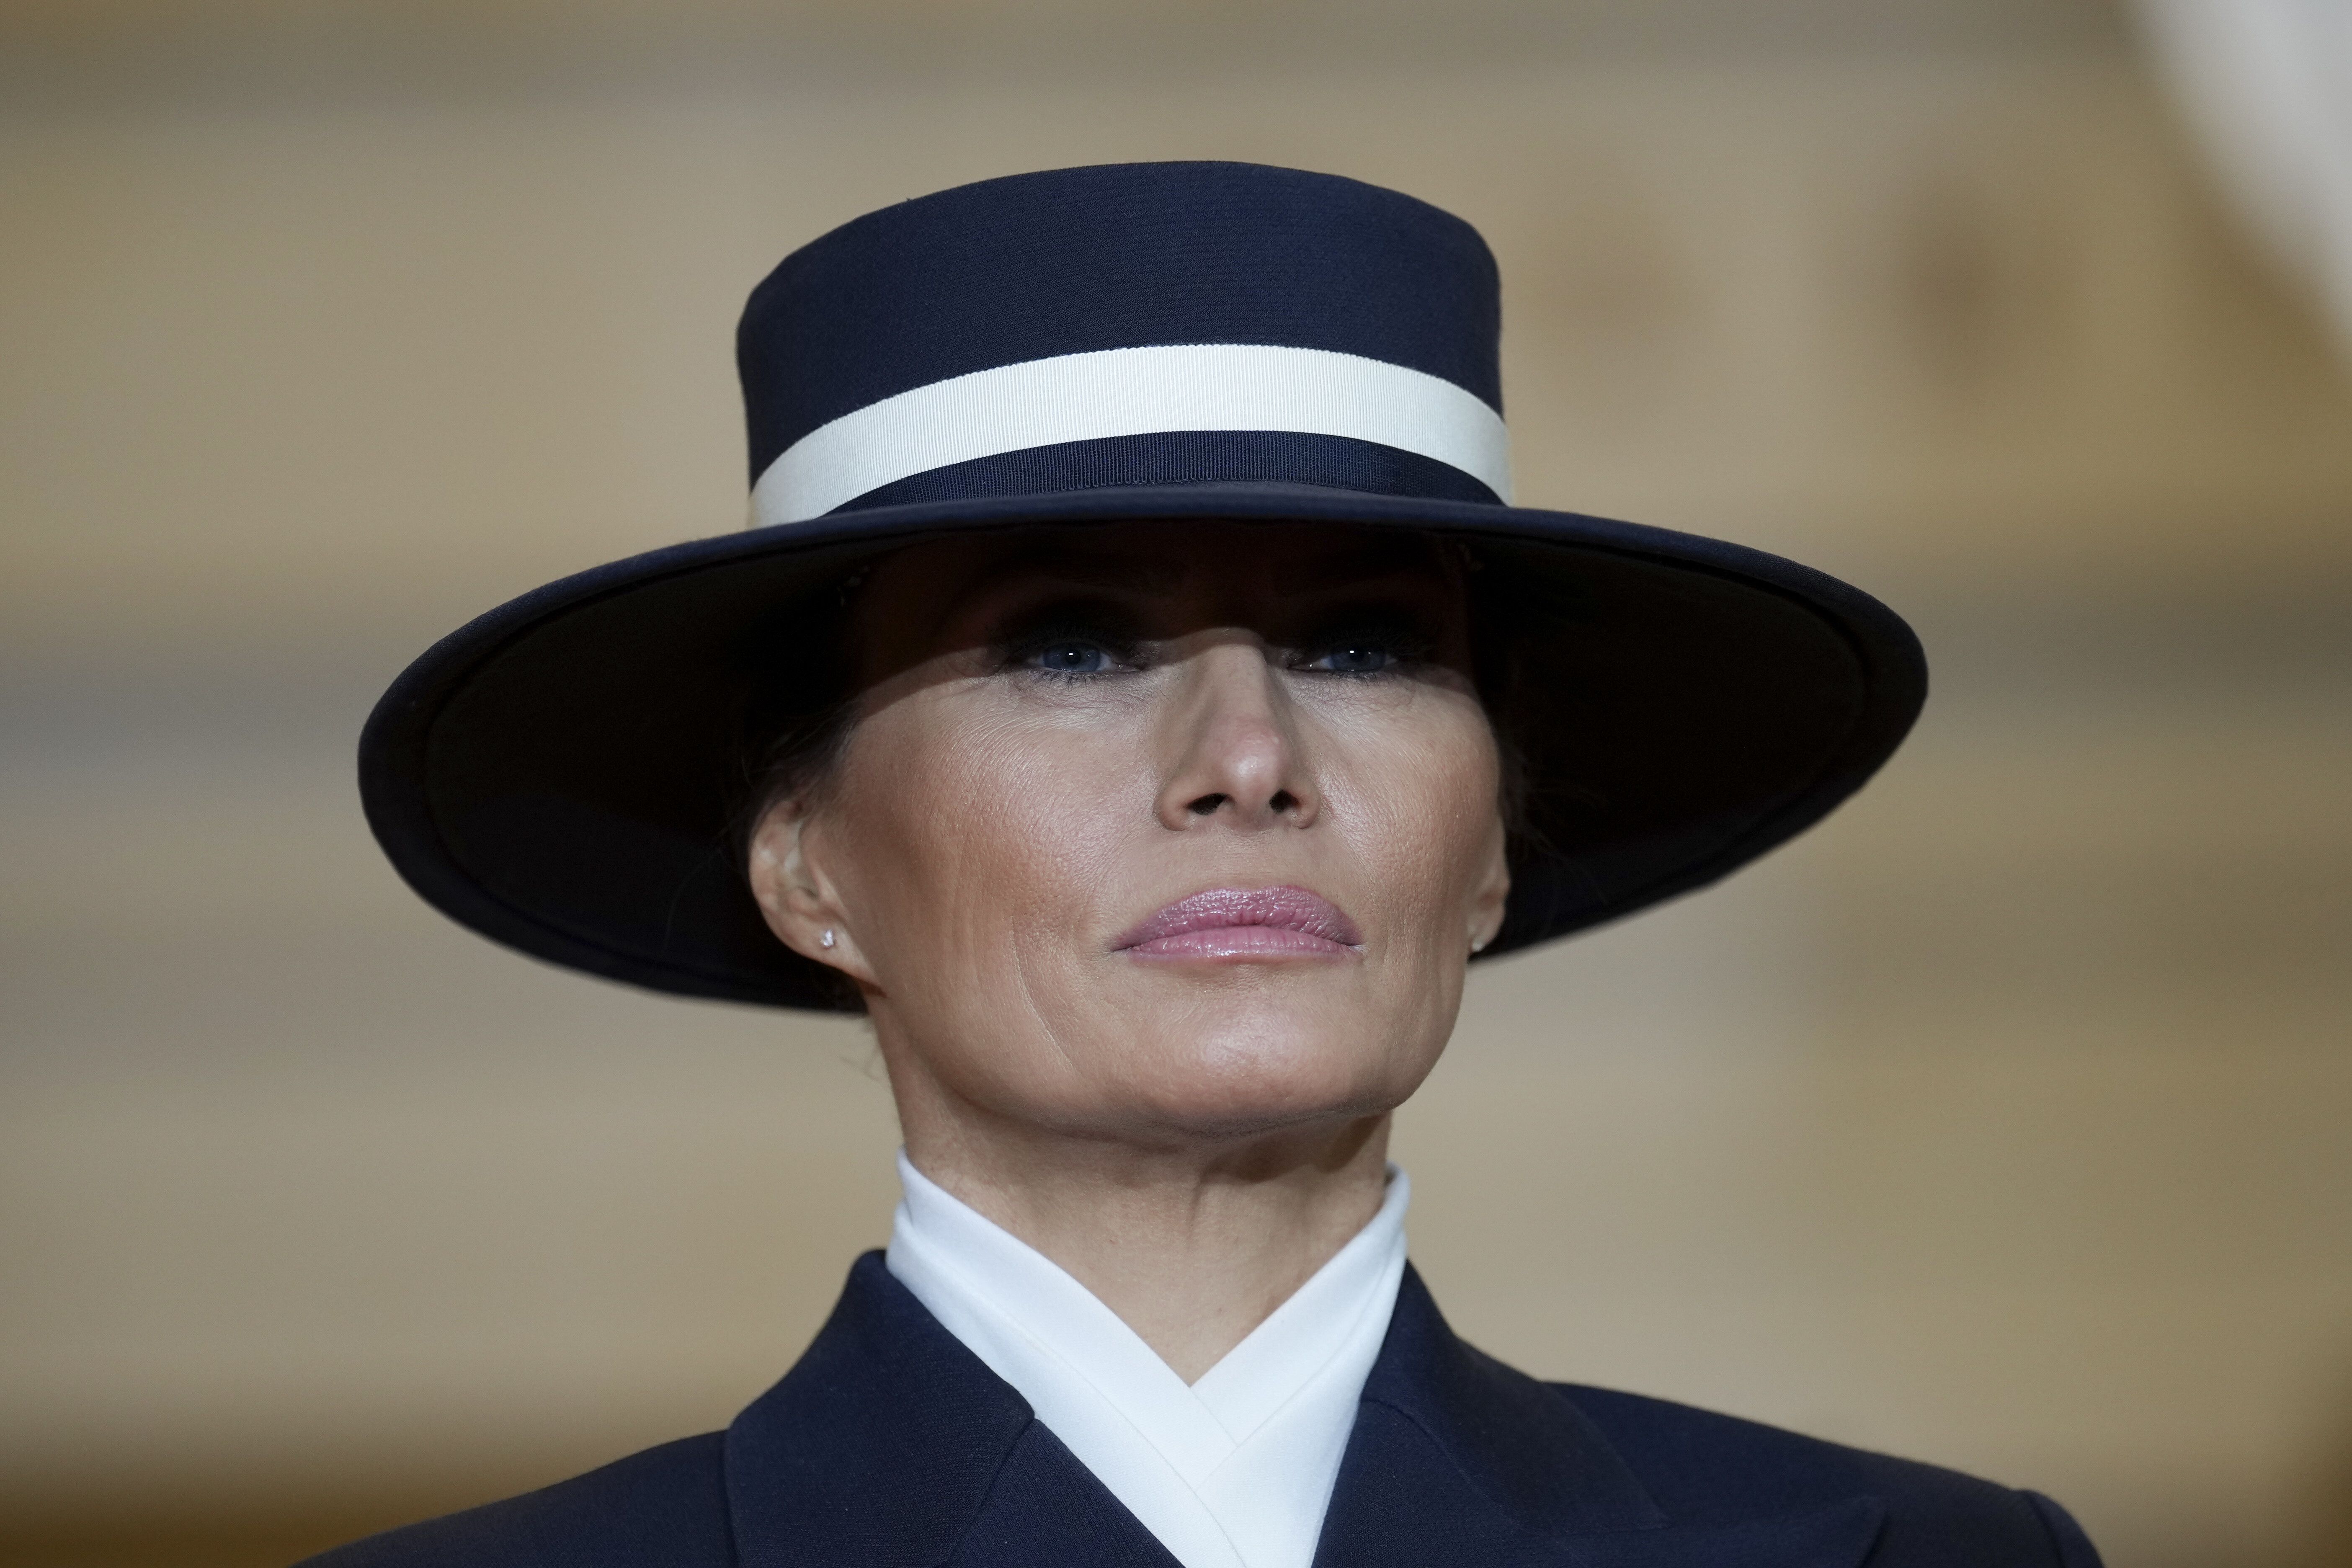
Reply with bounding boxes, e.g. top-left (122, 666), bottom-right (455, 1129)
top-left (724, 1251), bottom-right (1180, 1568)
top-left (1313, 1267), bottom-right (1885, 1568)
top-left (727, 1253), bottom-right (1880, 1568)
